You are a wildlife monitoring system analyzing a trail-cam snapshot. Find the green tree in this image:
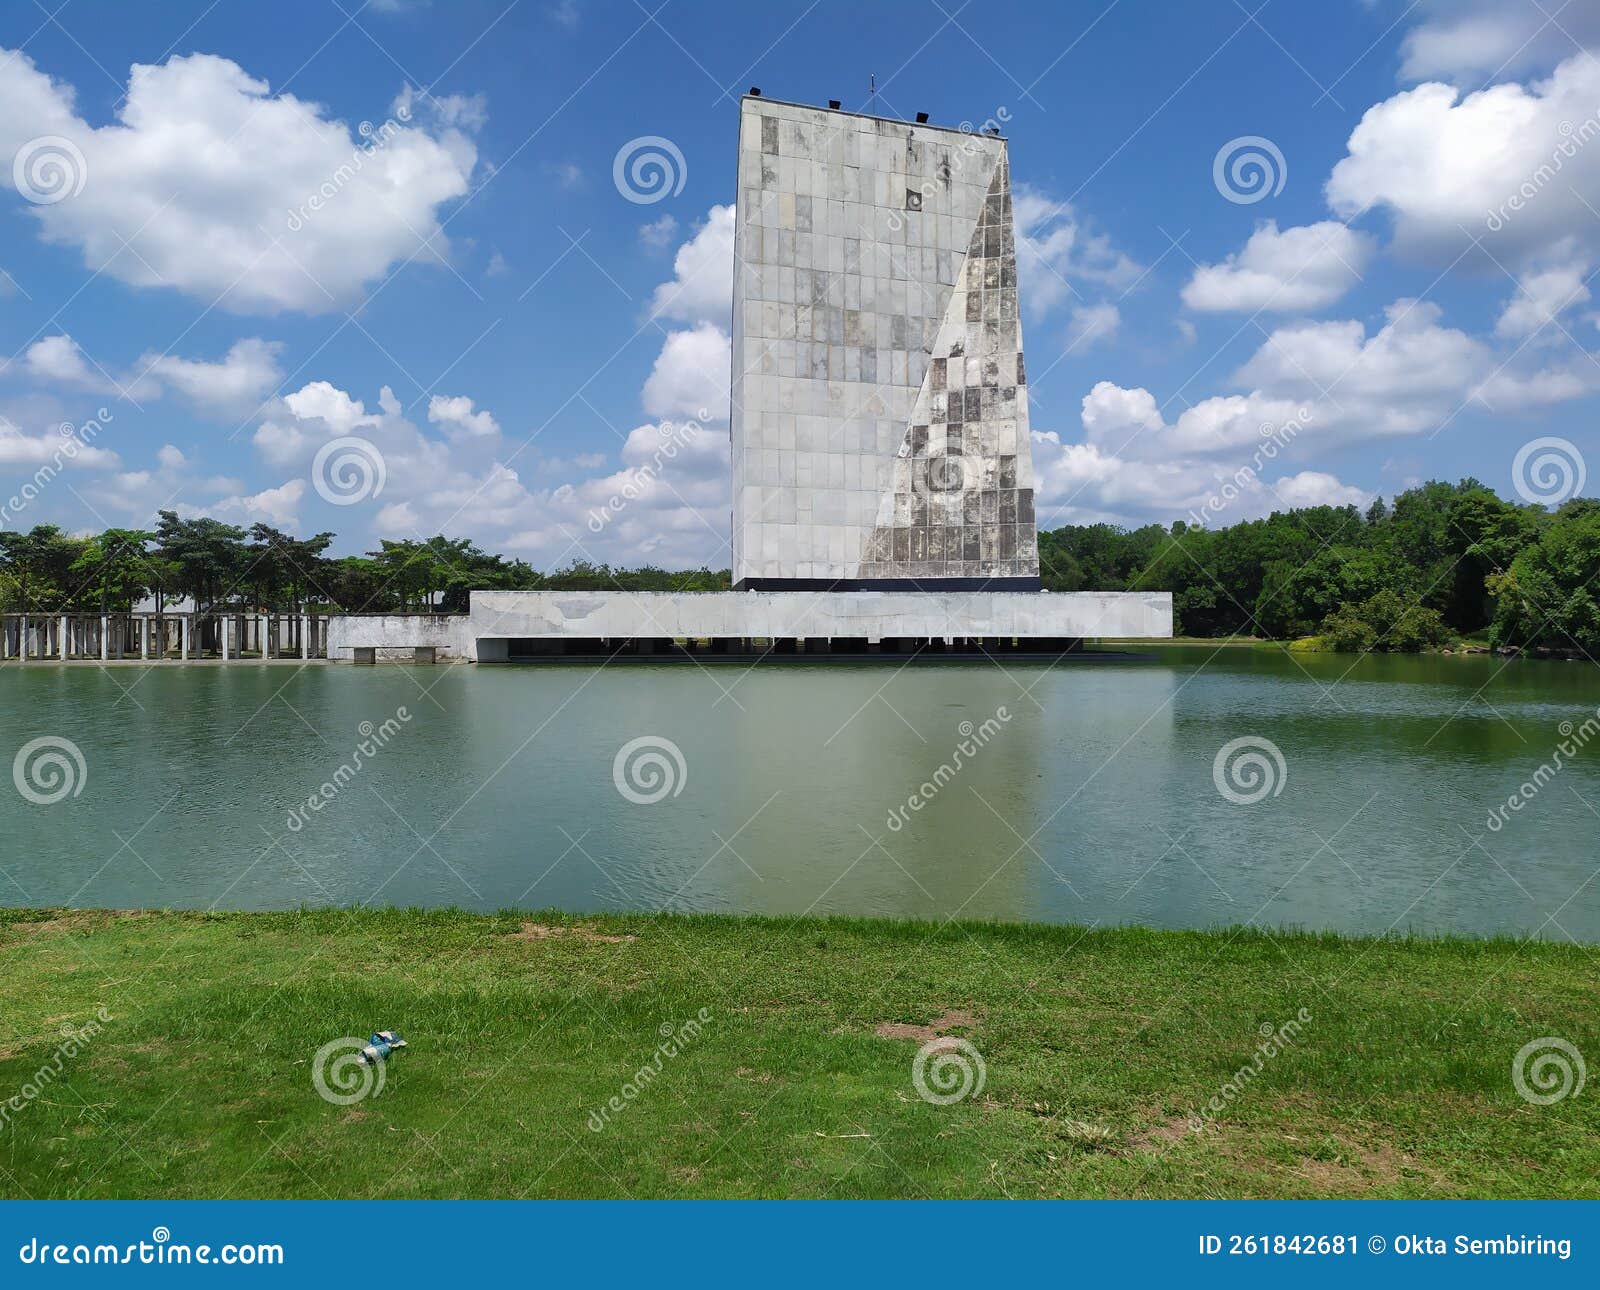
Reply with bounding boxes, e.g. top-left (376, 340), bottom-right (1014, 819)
top-left (67, 528), bottom-right (156, 612)
top-left (152, 512), bottom-right (248, 613)
top-left (1489, 502), bottom-right (1600, 654)
top-left (245, 524), bottom-right (334, 611)
top-left (1320, 590), bottom-right (1450, 653)
top-left (0, 525), bottom-right (86, 612)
